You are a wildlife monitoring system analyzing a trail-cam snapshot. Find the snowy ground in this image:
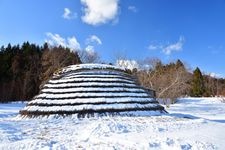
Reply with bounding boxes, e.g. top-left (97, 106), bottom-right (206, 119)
top-left (0, 98), bottom-right (225, 150)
